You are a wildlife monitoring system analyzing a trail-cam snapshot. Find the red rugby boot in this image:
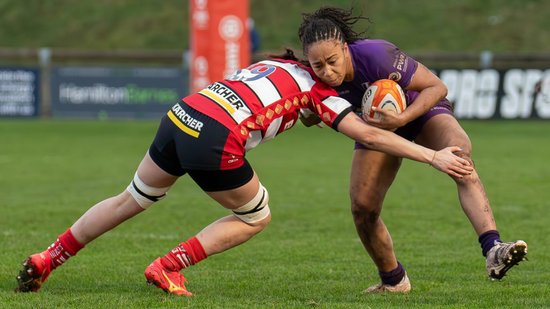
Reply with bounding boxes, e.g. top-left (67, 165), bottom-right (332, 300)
top-left (15, 252), bottom-right (52, 292)
top-left (144, 257), bottom-right (192, 296)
